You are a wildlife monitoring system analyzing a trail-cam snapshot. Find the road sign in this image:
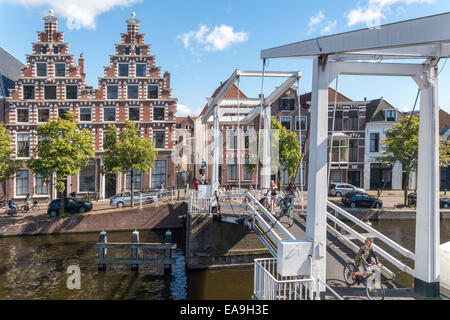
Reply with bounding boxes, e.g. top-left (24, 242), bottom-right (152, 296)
top-left (202, 161), bottom-right (207, 168)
